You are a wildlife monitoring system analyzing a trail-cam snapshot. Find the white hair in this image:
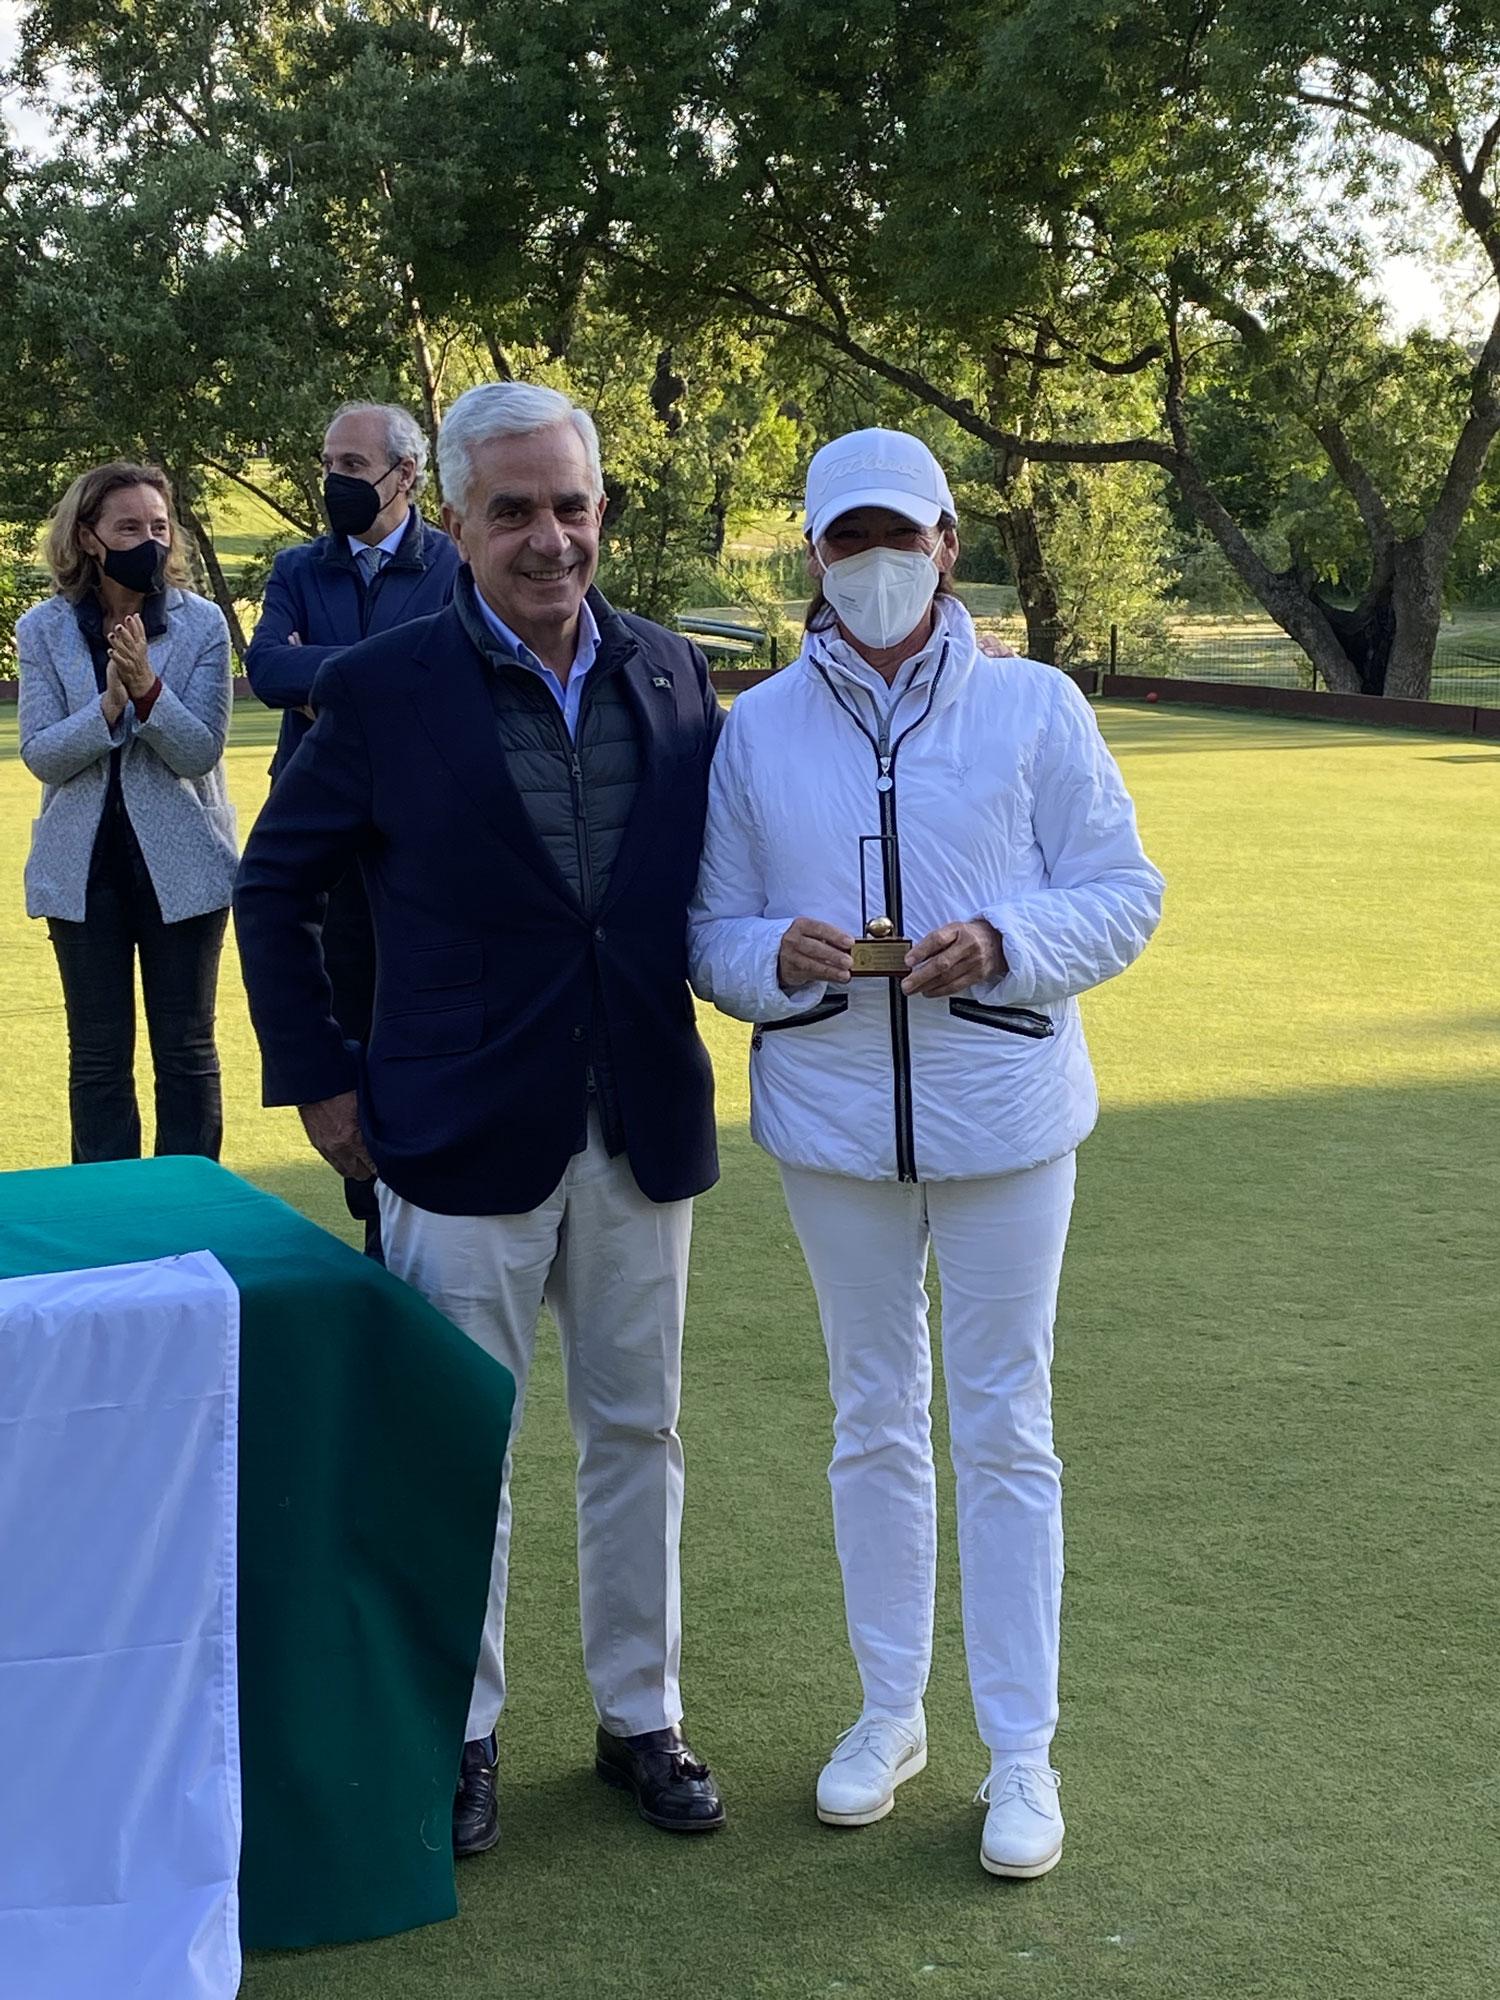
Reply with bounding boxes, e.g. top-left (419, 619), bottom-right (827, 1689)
top-left (437, 382), bottom-right (604, 514)
top-left (326, 401), bottom-right (430, 497)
